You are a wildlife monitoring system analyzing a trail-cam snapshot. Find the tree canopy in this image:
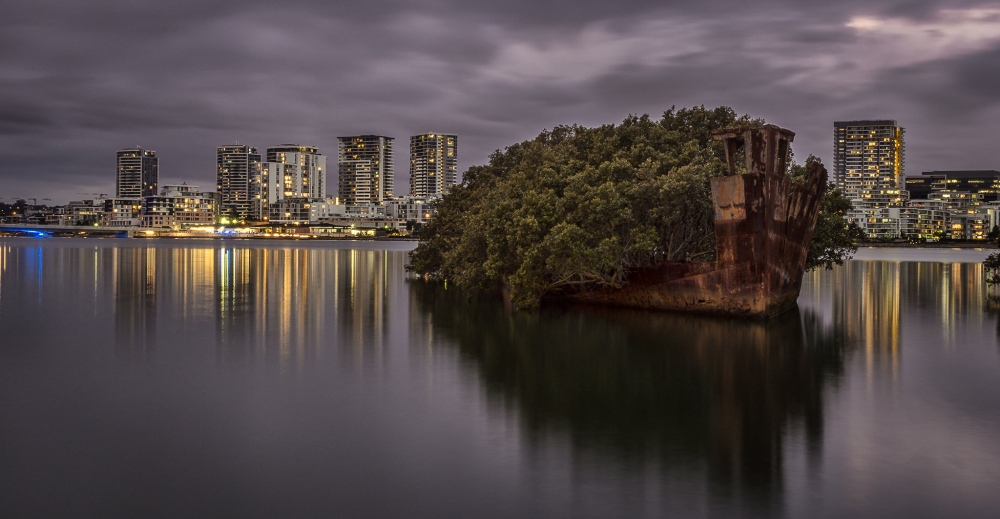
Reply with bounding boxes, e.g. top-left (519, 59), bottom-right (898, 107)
top-left (408, 106), bottom-right (857, 309)
top-left (984, 252), bottom-right (1000, 286)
